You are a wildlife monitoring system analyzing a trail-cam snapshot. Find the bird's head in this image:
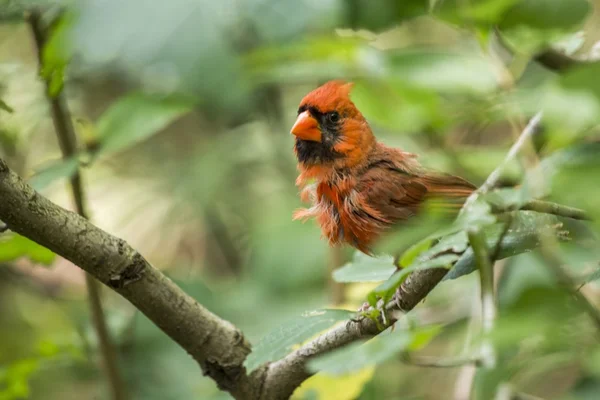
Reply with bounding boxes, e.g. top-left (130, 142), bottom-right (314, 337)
top-left (291, 80), bottom-right (376, 169)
